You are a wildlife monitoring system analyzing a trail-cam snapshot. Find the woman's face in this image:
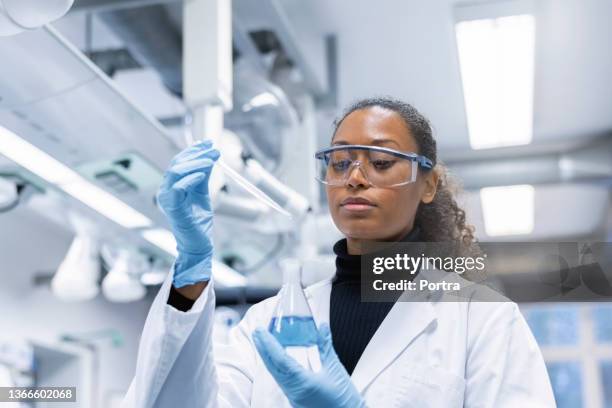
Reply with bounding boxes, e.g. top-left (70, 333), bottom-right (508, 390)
top-left (326, 106), bottom-right (438, 241)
